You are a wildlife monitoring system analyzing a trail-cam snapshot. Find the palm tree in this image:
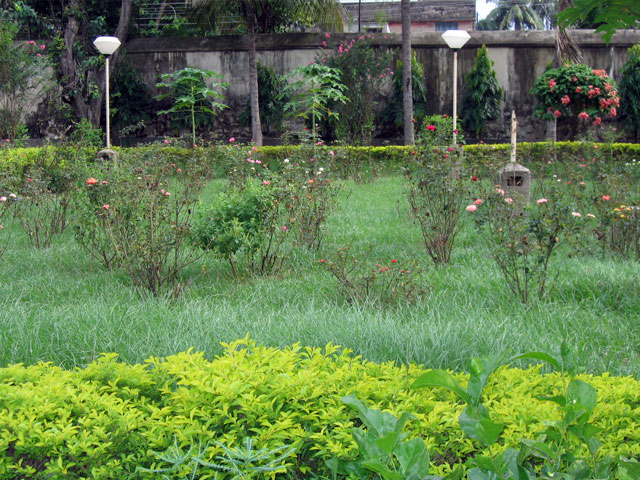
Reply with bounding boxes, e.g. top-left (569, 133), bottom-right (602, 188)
top-left (478, 0), bottom-right (544, 30)
top-left (191, 0), bottom-right (345, 146)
